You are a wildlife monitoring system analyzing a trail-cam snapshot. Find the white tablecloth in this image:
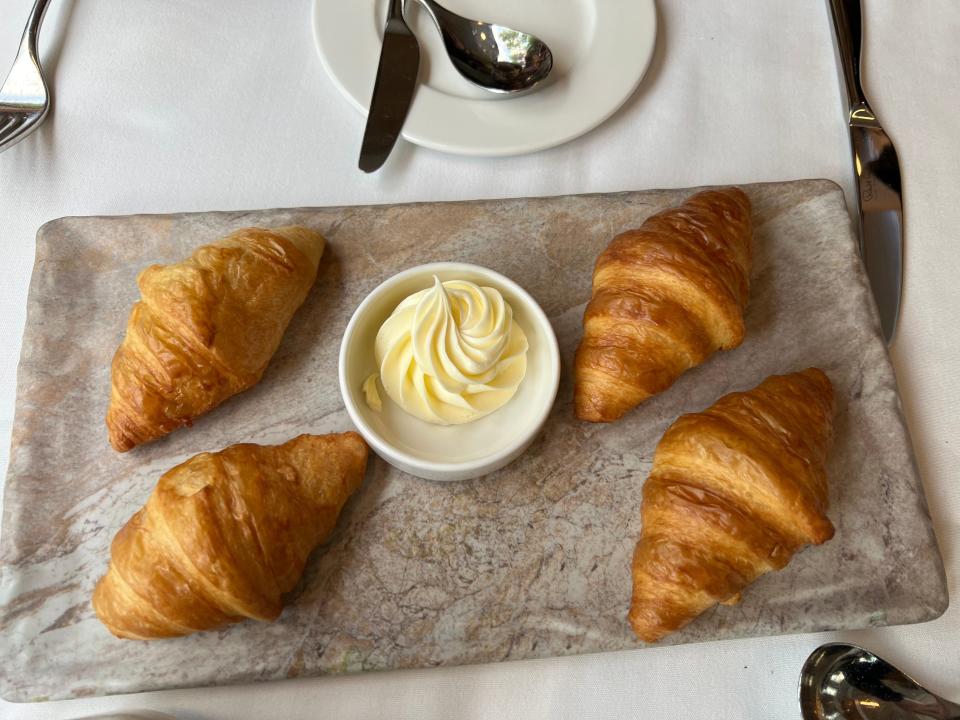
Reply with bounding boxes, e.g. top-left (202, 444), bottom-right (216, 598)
top-left (1, 1), bottom-right (957, 717)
